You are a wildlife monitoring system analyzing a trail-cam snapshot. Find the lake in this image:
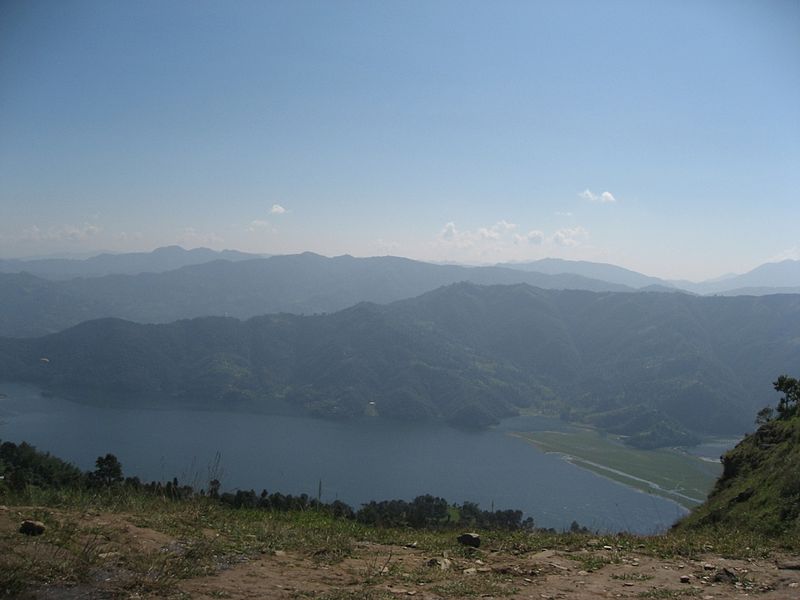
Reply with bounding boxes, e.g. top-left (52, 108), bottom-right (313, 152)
top-left (0, 383), bottom-right (688, 533)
